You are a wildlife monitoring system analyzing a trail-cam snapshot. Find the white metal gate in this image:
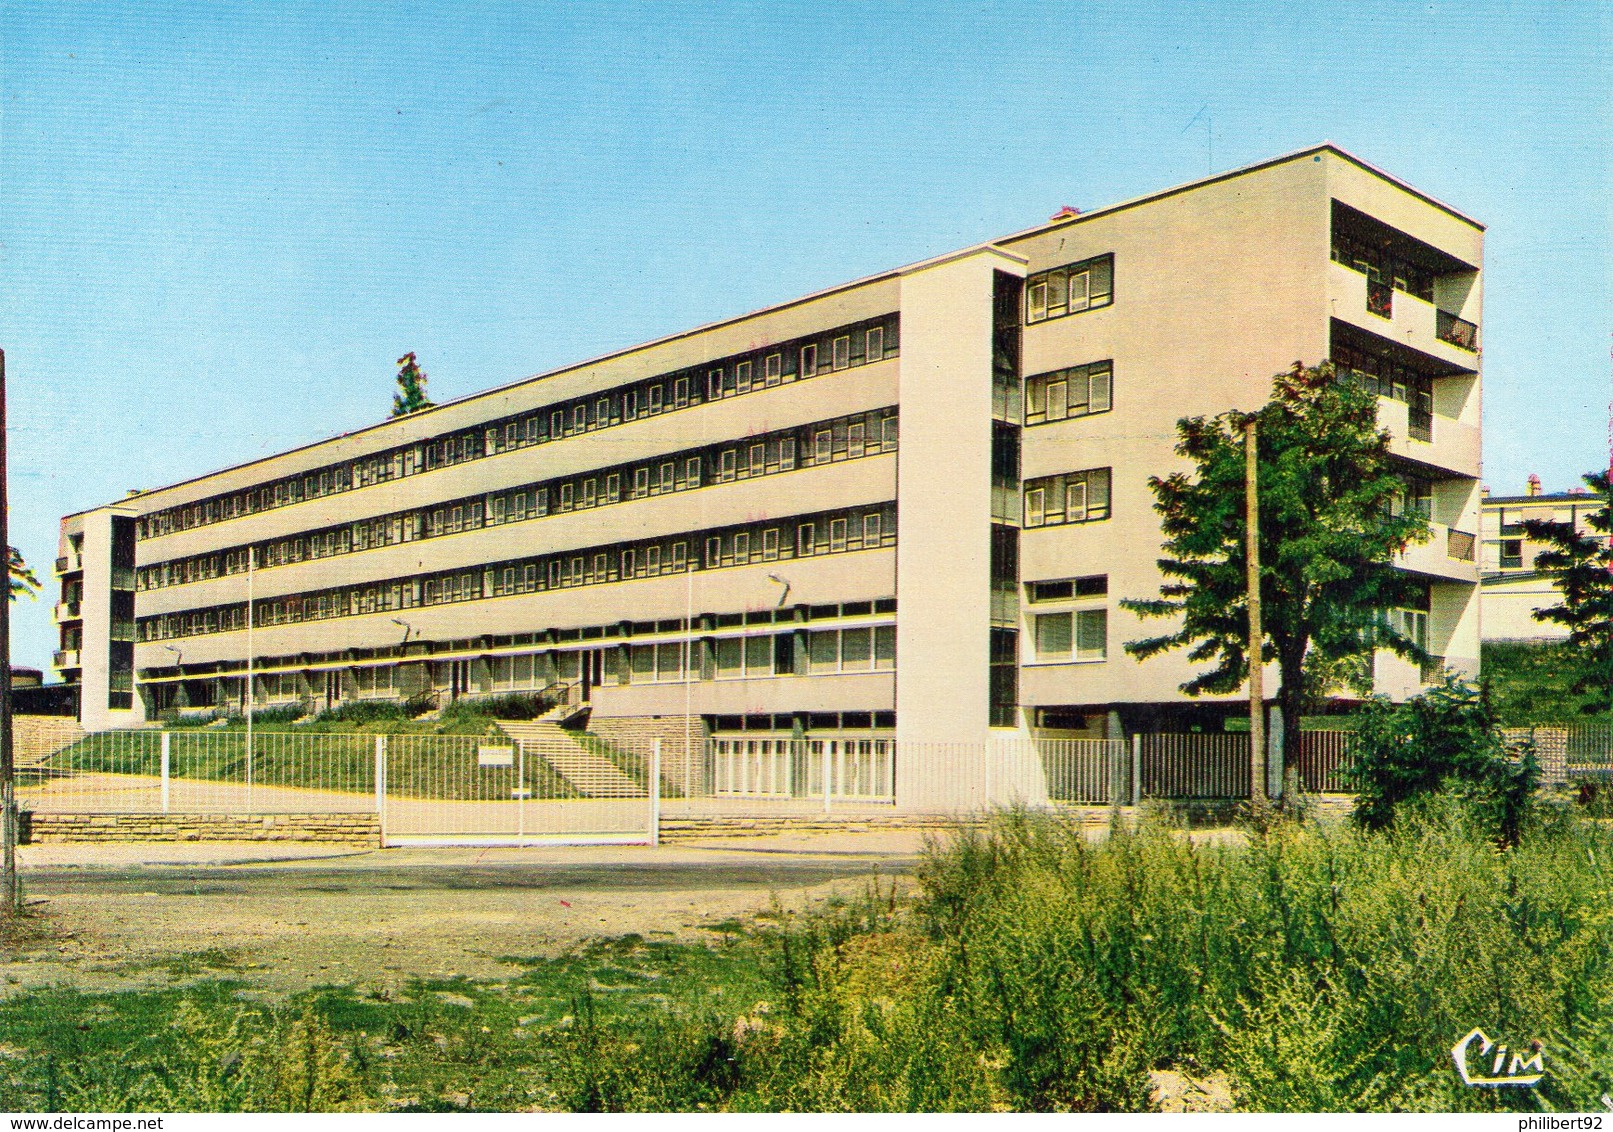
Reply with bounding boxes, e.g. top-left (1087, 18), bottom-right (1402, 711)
top-left (378, 734), bottom-right (659, 847)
